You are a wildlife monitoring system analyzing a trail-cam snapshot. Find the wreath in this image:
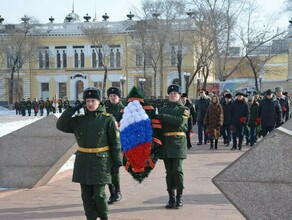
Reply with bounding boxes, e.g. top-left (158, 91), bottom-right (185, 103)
top-left (120, 87), bottom-right (162, 183)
